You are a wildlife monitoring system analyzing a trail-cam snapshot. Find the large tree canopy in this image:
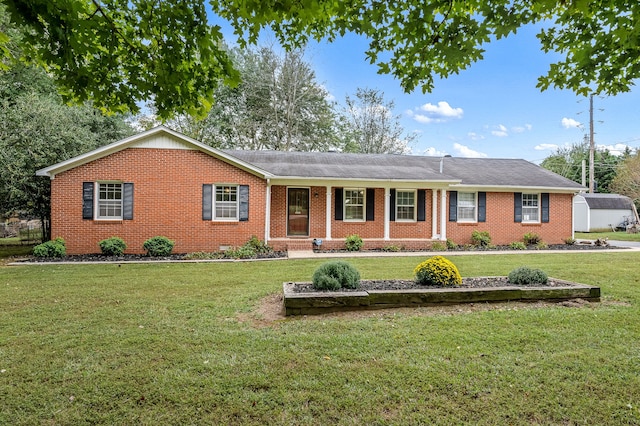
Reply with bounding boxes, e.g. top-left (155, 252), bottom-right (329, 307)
top-left (3, 1), bottom-right (640, 117)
